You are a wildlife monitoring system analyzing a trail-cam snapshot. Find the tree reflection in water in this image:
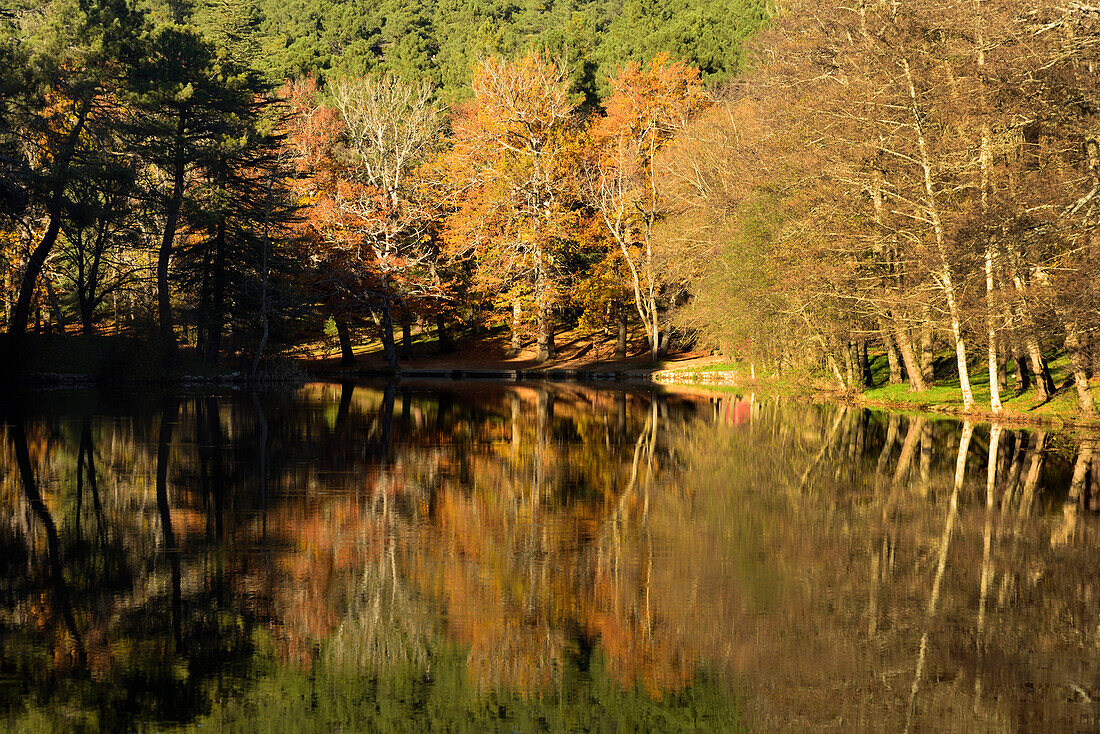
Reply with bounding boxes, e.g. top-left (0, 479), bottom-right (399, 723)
top-left (1, 383), bottom-right (1098, 731)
